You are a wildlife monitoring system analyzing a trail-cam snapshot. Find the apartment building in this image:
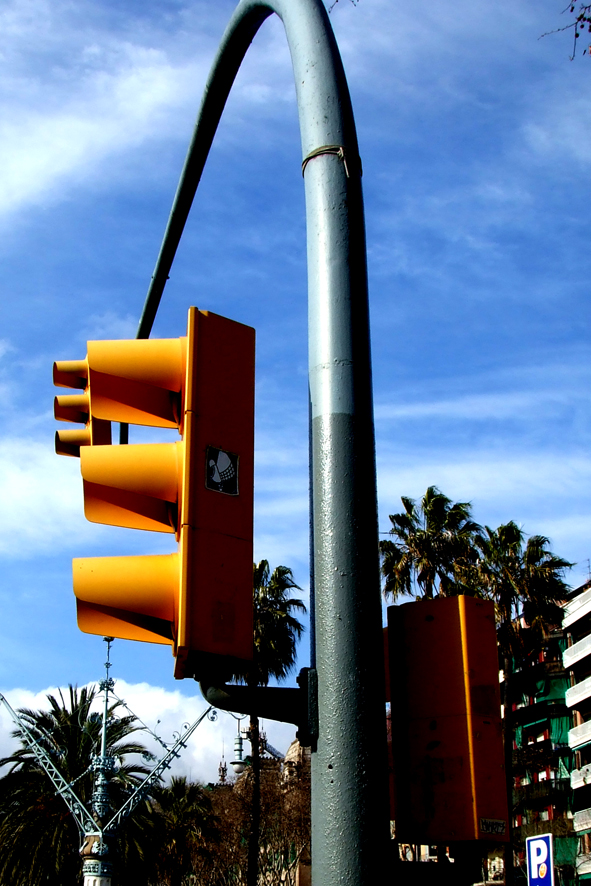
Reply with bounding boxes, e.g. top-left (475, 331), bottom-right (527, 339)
top-left (509, 626), bottom-right (577, 883)
top-left (563, 579), bottom-right (591, 882)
